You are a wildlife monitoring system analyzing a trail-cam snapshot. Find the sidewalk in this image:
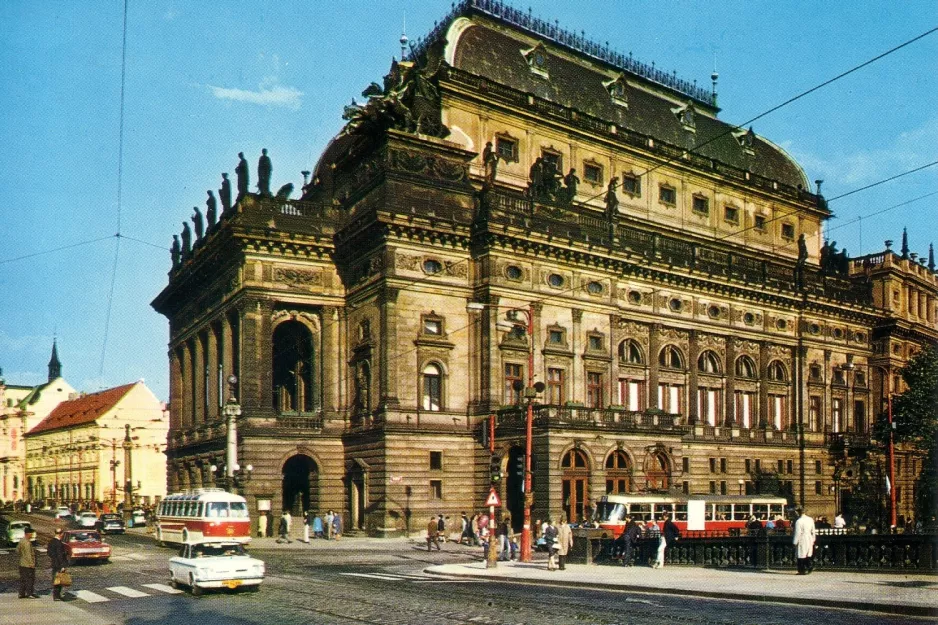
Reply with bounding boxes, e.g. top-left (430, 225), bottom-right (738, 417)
top-left (0, 595), bottom-right (115, 625)
top-left (424, 560), bottom-right (938, 617)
